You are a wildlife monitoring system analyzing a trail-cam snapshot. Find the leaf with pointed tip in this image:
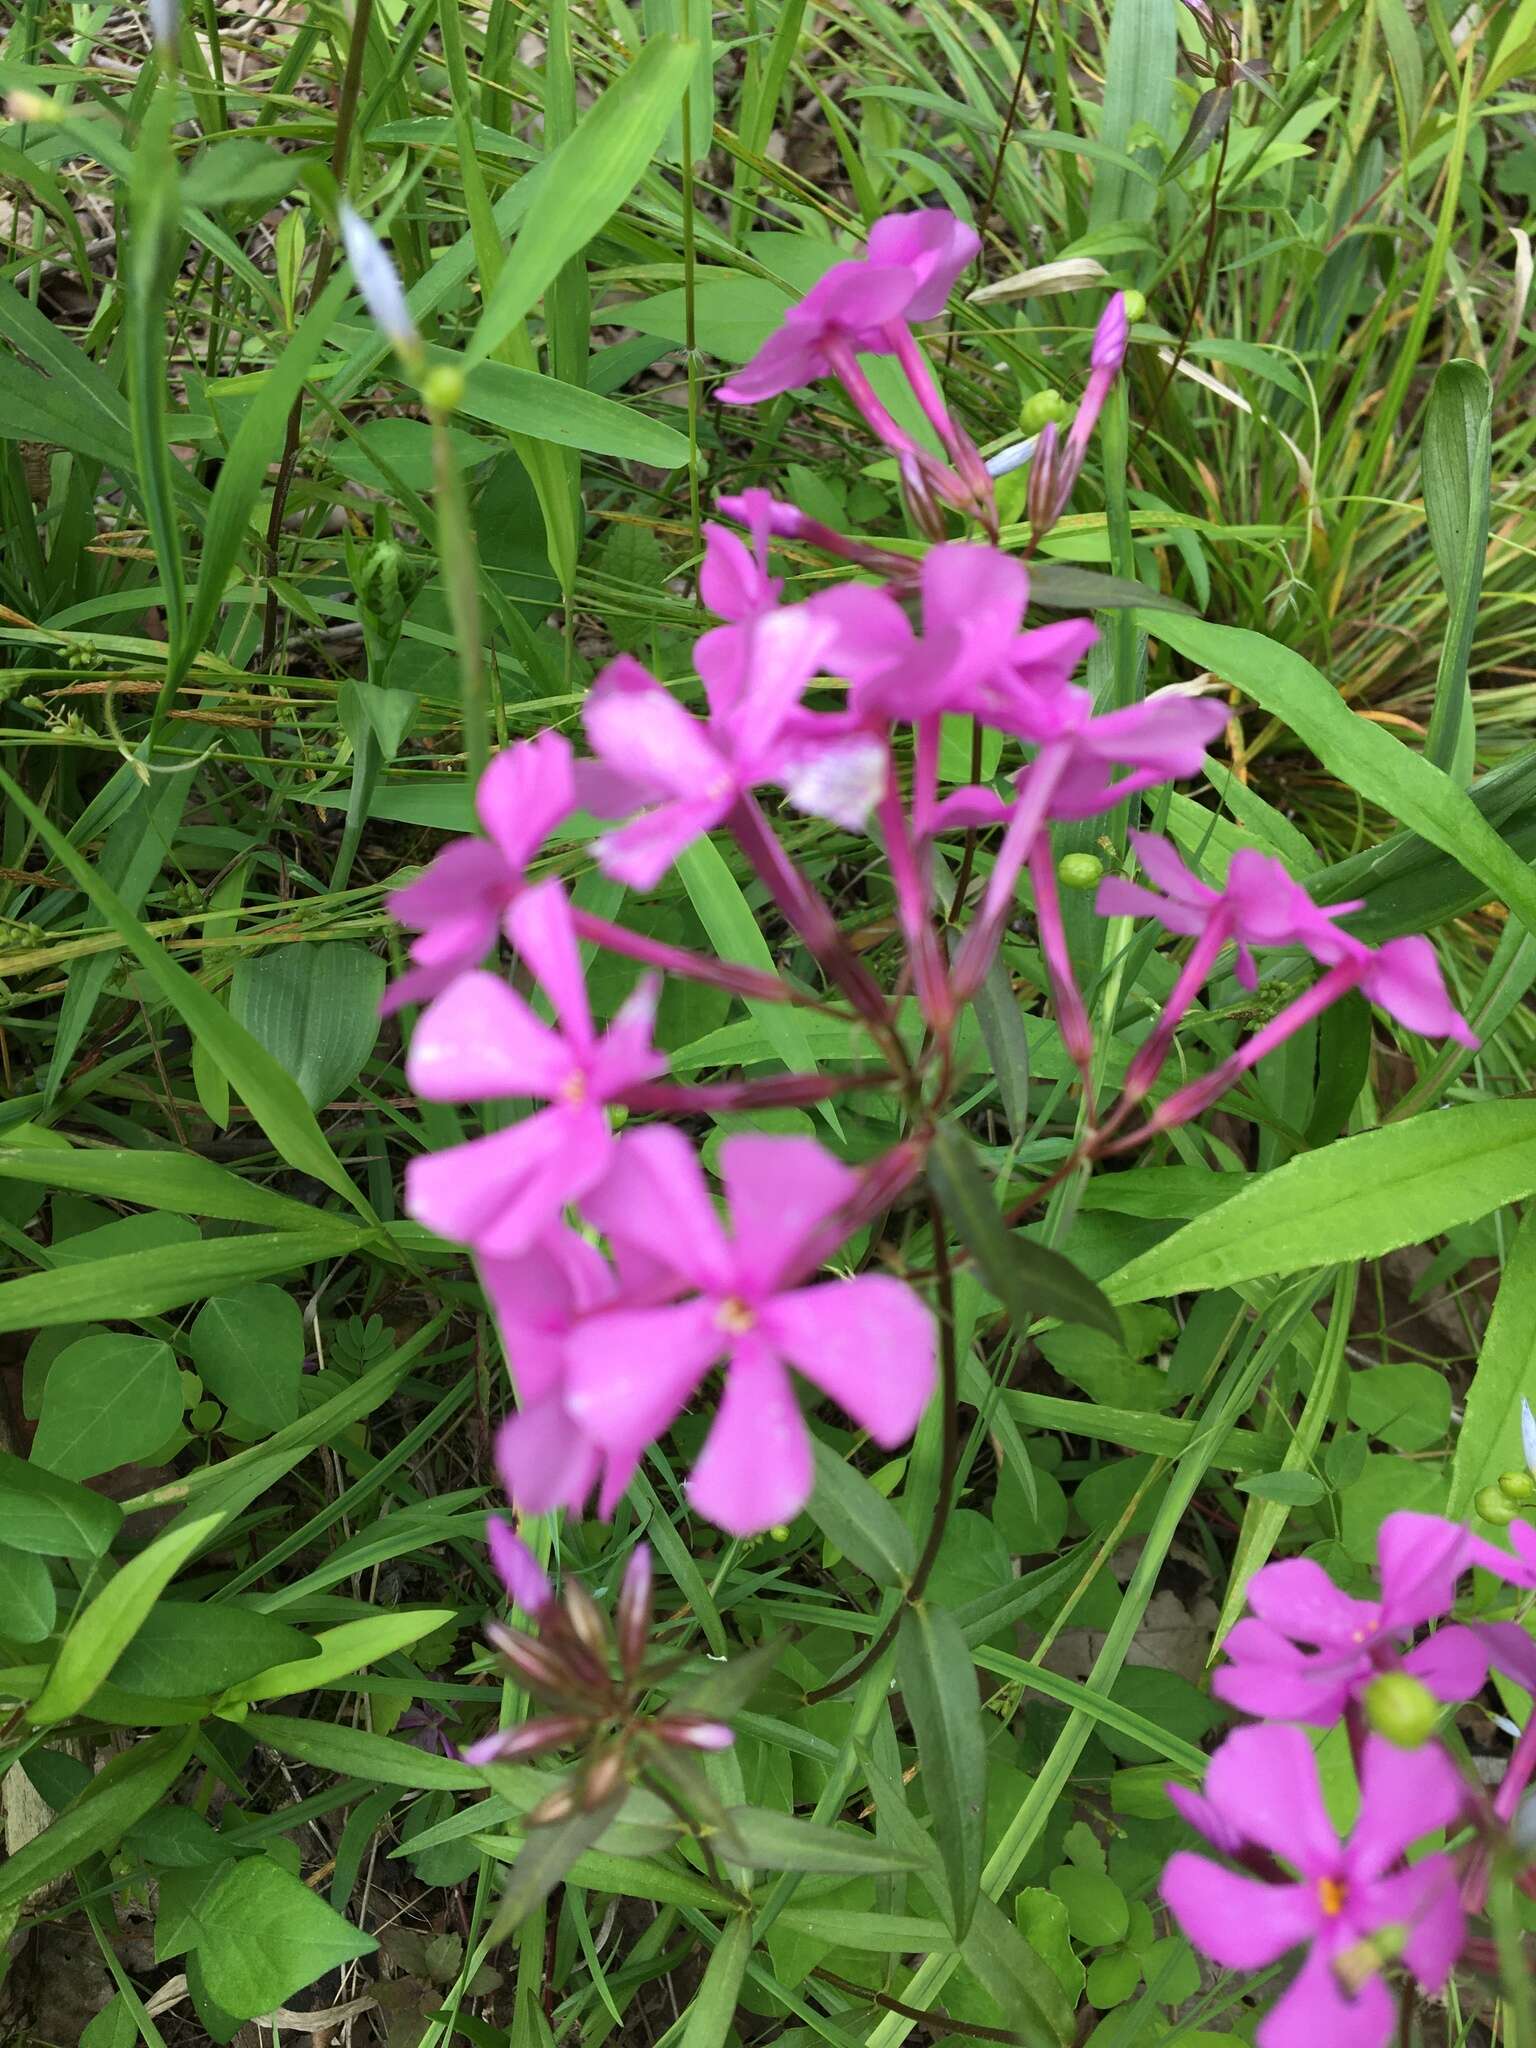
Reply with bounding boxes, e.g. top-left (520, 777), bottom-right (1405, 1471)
top-left (897, 1603), bottom-right (985, 1939)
